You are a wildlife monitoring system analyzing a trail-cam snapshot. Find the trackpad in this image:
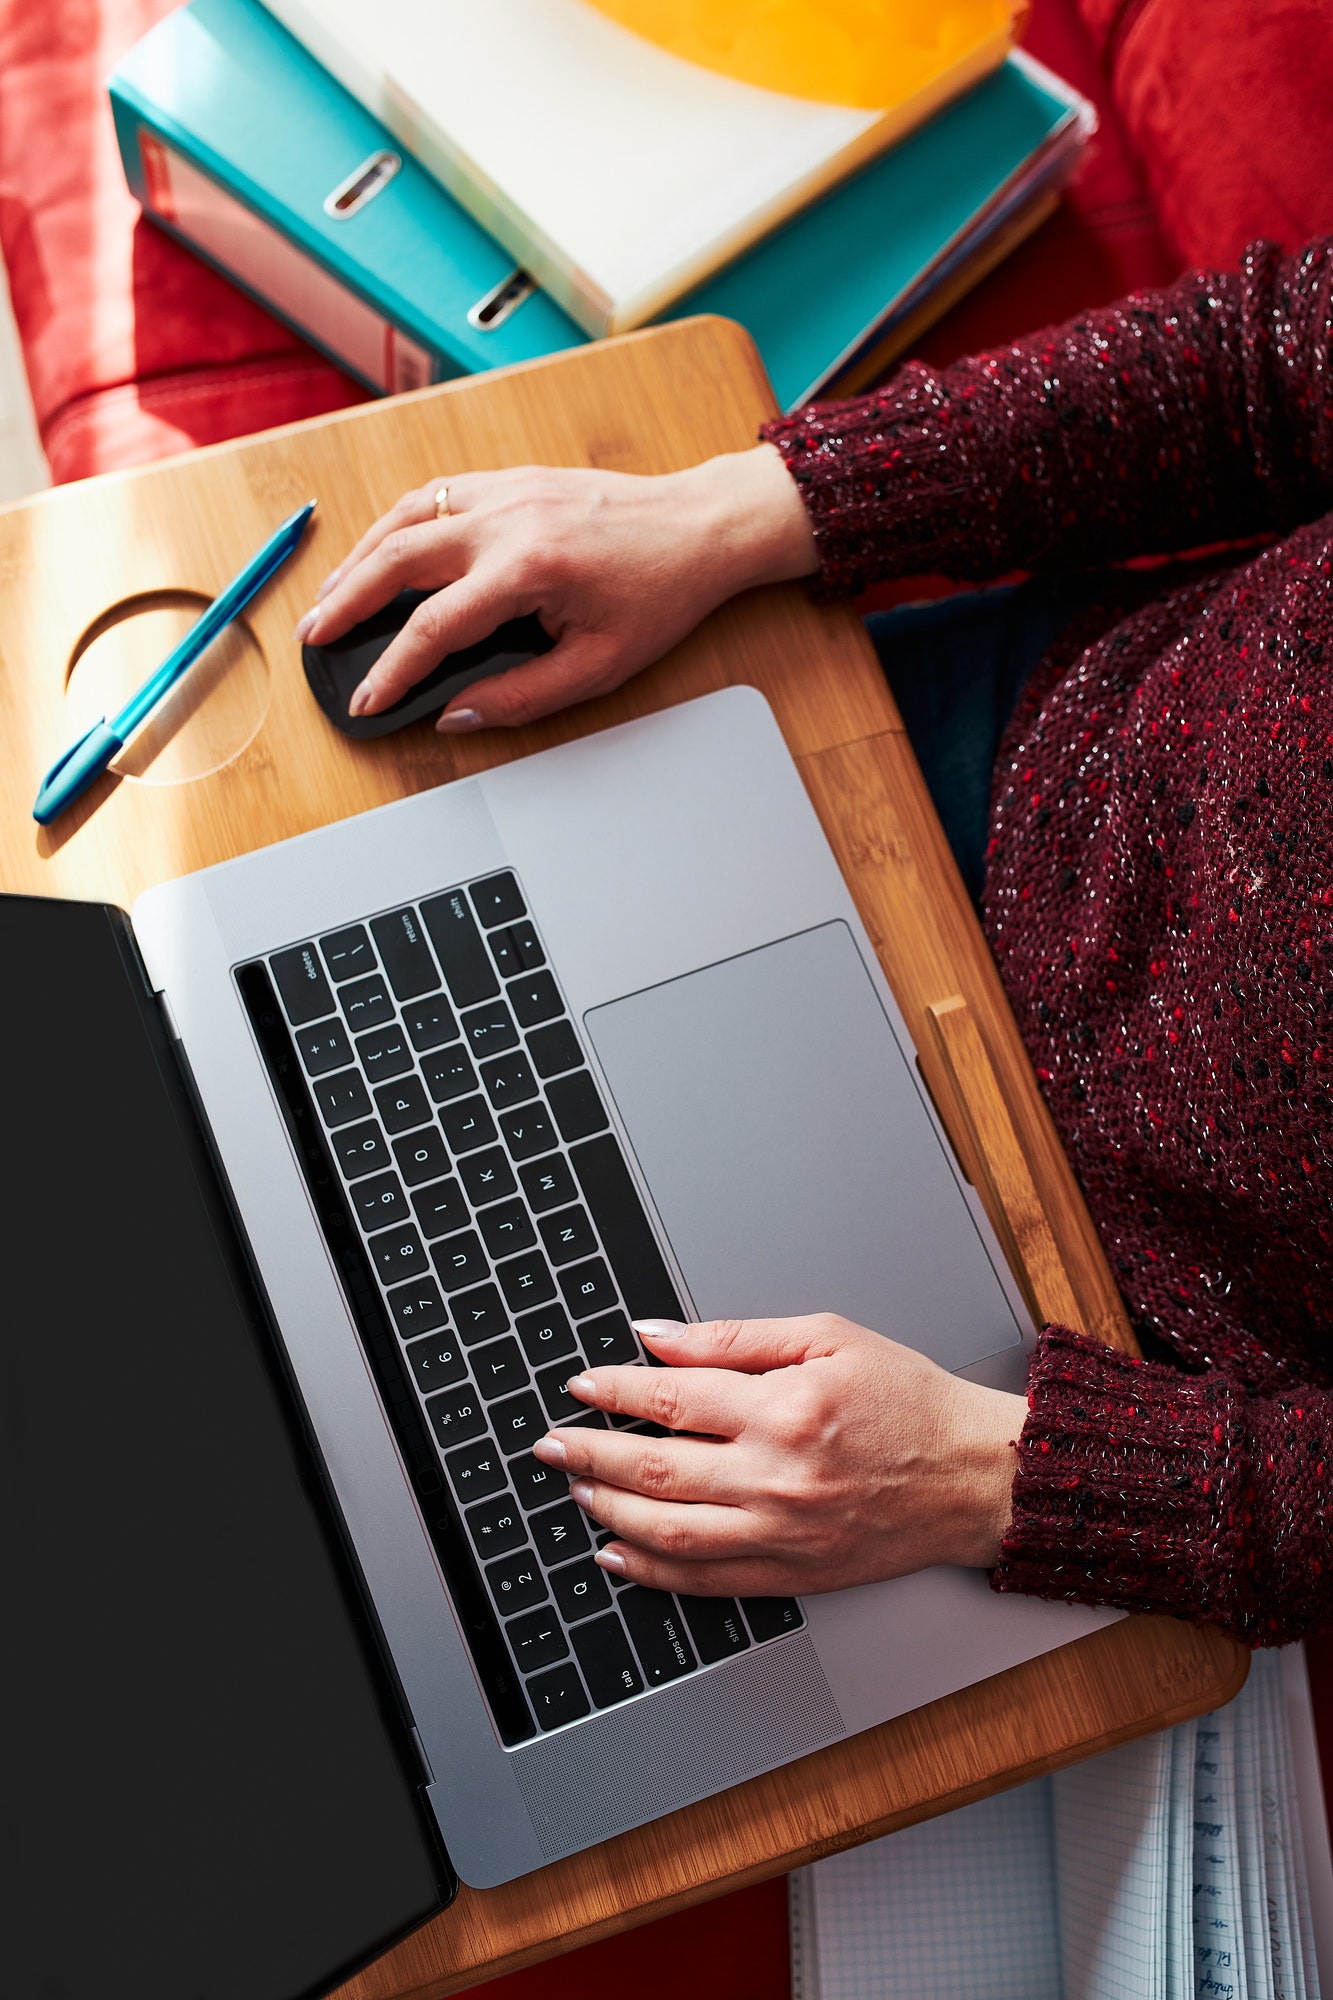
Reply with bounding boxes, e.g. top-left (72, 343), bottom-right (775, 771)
top-left (584, 923), bottom-right (1023, 1371)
